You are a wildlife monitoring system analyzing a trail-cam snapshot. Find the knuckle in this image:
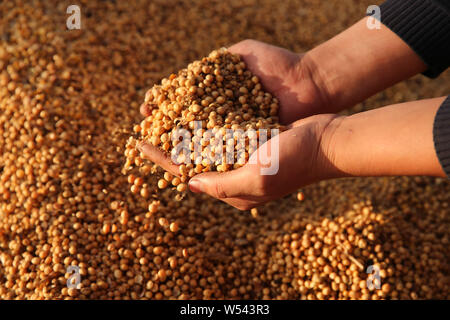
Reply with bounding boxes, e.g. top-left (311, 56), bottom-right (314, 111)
top-left (240, 39), bottom-right (256, 47)
top-left (214, 181), bottom-right (228, 199)
top-left (254, 175), bottom-right (270, 197)
top-left (139, 103), bottom-right (148, 116)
